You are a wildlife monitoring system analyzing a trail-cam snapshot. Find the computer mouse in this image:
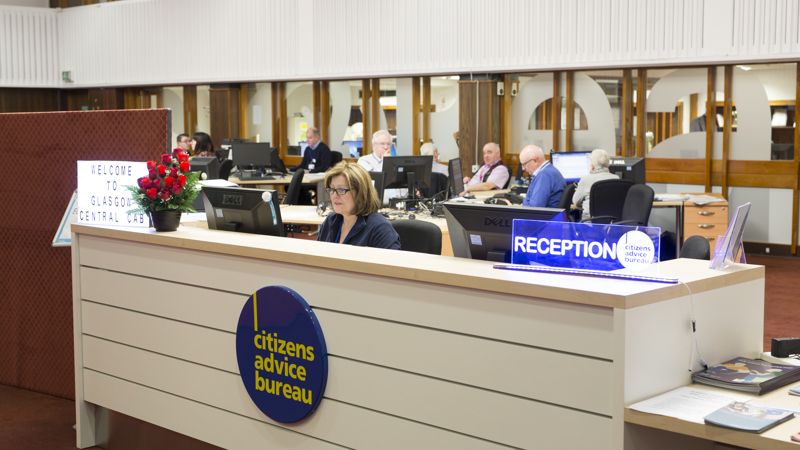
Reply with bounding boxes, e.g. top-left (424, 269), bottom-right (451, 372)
top-left (463, 193), bottom-right (476, 199)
